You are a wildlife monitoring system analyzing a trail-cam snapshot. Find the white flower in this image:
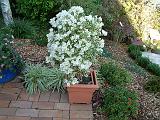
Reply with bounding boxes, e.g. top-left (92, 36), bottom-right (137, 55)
top-left (47, 6), bottom-right (105, 85)
top-left (45, 56), bottom-right (50, 63)
top-left (102, 30), bottom-right (108, 36)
